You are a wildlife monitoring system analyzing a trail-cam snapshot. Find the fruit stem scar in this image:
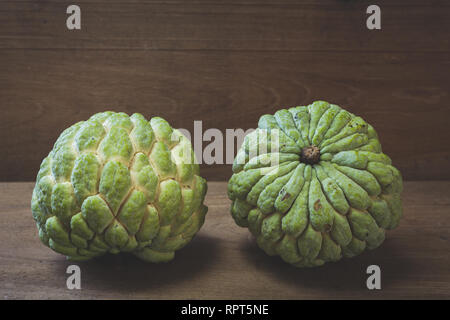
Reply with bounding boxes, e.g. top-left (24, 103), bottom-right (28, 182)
top-left (300, 145), bottom-right (320, 165)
